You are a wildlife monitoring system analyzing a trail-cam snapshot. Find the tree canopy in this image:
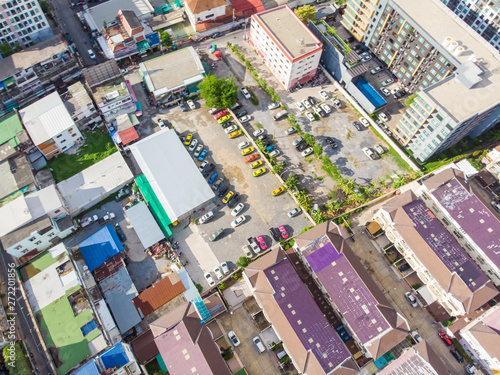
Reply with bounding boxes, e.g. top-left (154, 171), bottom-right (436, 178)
top-left (0, 42), bottom-right (14, 58)
top-left (198, 75), bottom-right (238, 109)
top-left (294, 5), bottom-right (316, 24)
top-left (159, 30), bottom-right (172, 48)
